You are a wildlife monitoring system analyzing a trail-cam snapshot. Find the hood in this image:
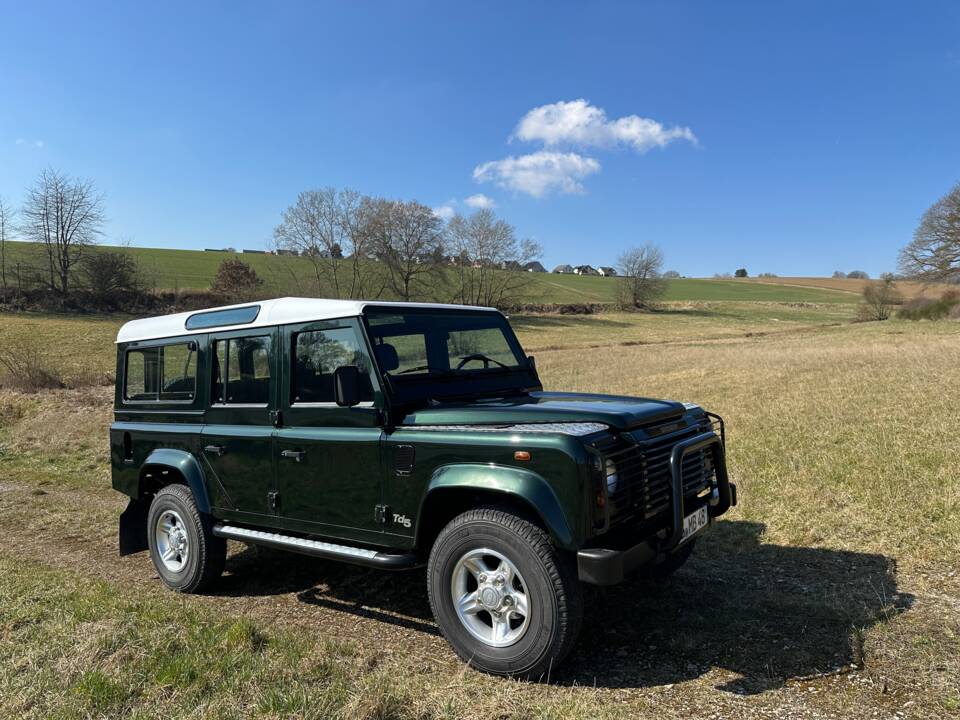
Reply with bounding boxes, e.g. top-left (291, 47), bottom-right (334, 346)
top-left (400, 391), bottom-right (686, 431)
